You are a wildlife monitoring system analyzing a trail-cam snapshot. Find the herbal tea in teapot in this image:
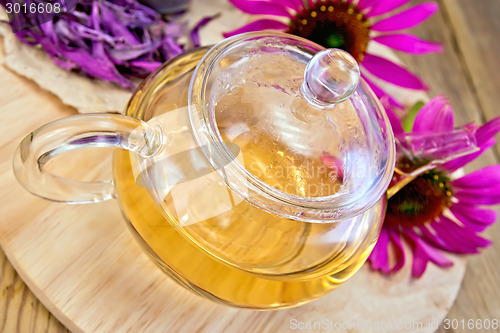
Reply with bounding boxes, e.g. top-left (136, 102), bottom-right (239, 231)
top-left (15, 33), bottom-right (396, 309)
top-left (113, 39), bottom-right (390, 308)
